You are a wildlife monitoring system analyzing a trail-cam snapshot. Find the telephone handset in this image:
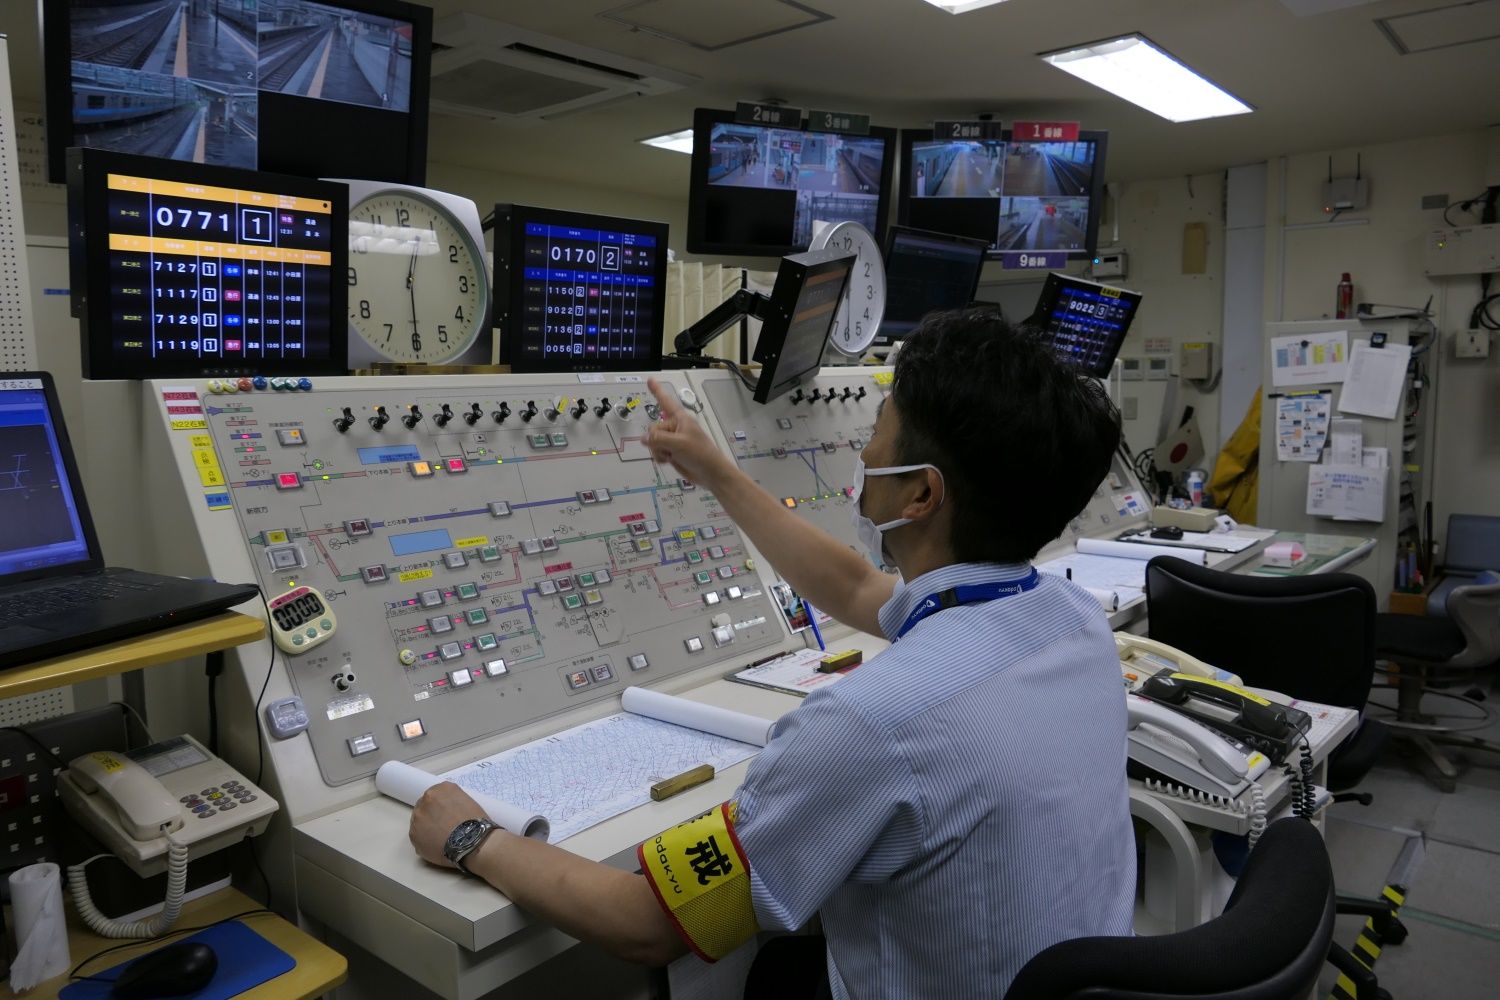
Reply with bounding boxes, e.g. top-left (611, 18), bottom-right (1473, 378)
top-left (66, 752), bottom-right (183, 841)
top-left (58, 734), bottom-right (278, 877)
top-left (1126, 694), bottom-right (1271, 800)
top-left (1116, 633), bottom-right (1242, 691)
top-left (1138, 671), bottom-right (1312, 764)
